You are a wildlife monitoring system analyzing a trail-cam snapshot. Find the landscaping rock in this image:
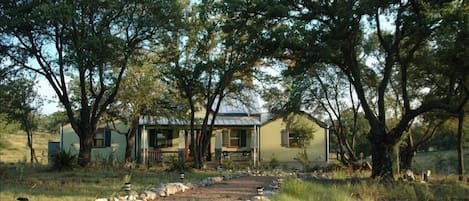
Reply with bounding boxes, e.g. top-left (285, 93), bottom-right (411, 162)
top-left (251, 195), bottom-right (271, 200)
top-left (139, 190), bottom-right (157, 200)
